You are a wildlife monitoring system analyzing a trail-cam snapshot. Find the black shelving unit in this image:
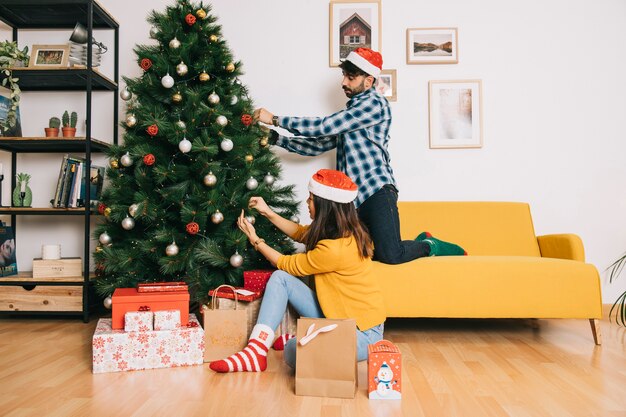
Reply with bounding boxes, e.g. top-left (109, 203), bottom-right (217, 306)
top-left (0, 0), bottom-right (119, 322)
